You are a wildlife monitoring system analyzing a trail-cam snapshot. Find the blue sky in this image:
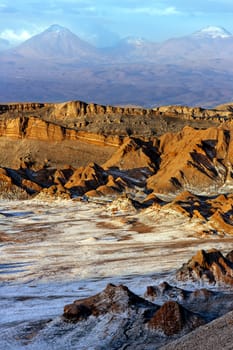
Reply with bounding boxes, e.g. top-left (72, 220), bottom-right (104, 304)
top-left (0, 0), bottom-right (233, 46)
